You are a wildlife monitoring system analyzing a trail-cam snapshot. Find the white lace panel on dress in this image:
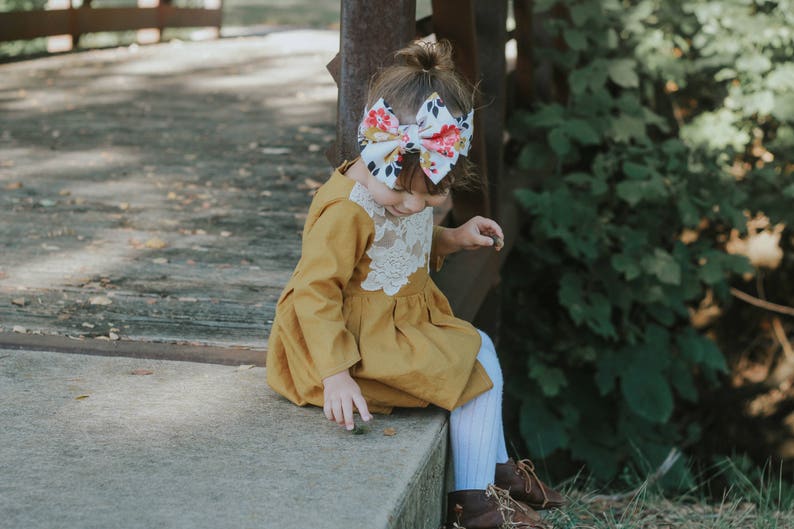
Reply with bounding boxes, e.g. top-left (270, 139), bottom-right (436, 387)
top-left (348, 182), bottom-right (433, 296)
